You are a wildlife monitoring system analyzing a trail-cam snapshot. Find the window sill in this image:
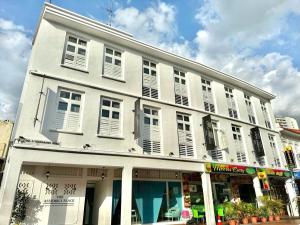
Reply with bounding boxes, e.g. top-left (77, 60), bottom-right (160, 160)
top-left (102, 75), bottom-right (126, 83)
top-left (97, 135), bottom-right (125, 140)
top-left (61, 64), bottom-right (89, 73)
top-left (50, 129), bottom-right (84, 135)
